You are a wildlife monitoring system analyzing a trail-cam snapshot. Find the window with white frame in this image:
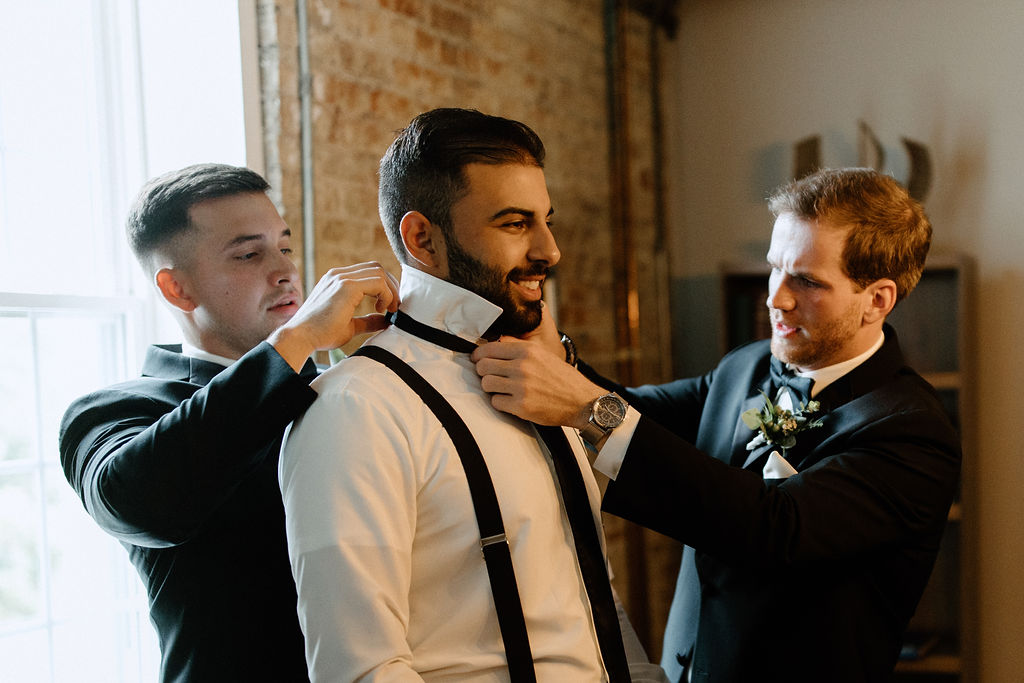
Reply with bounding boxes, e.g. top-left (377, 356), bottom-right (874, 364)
top-left (0, 1), bottom-right (259, 680)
